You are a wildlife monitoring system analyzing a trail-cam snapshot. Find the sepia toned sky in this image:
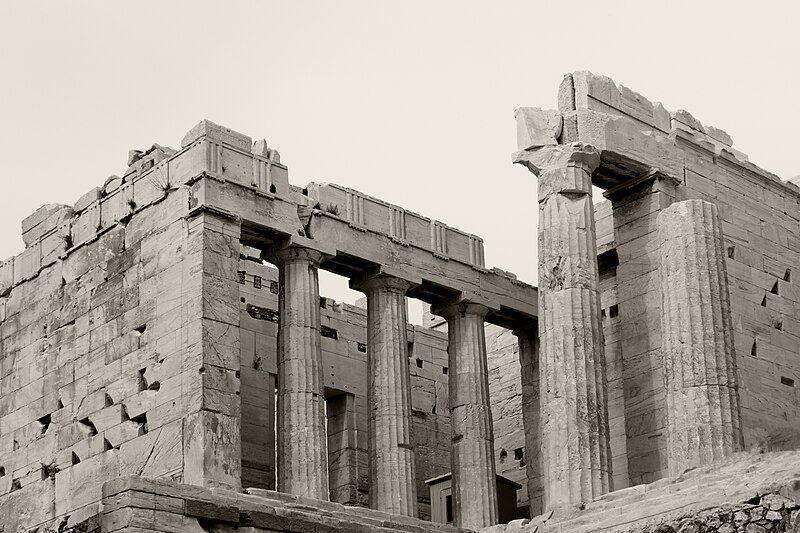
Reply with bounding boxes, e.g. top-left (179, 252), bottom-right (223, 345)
top-left (1, 1), bottom-right (798, 318)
